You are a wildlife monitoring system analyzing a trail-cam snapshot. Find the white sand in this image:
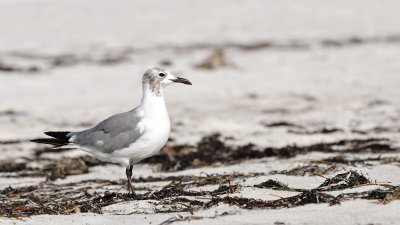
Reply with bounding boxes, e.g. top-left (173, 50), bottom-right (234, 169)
top-left (0, 0), bottom-right (399, 224)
